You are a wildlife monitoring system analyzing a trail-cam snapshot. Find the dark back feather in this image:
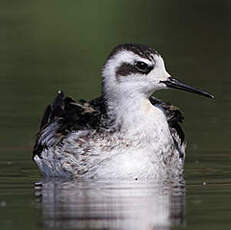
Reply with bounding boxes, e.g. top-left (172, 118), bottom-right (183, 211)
top-left (33, 91), bottom-right (104, 159)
